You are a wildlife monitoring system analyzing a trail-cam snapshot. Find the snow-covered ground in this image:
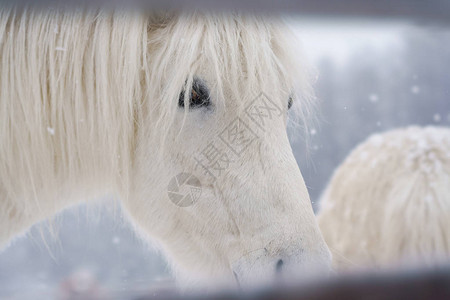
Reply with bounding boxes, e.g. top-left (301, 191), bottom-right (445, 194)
top-left (1, 17), bottom-right (449, 300)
